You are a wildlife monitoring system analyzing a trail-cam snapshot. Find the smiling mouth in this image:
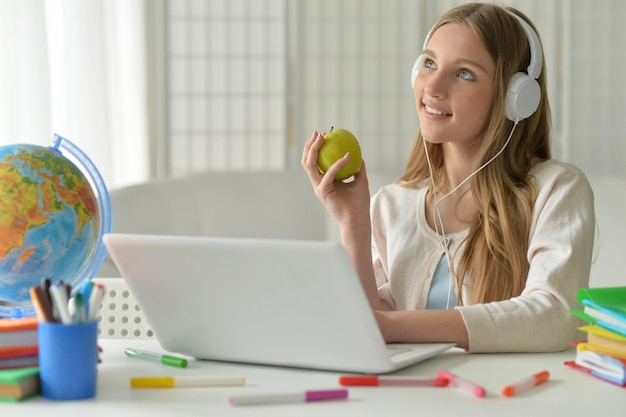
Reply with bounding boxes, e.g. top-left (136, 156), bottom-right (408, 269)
top-left (424, 105), bottom-right (451, 116)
